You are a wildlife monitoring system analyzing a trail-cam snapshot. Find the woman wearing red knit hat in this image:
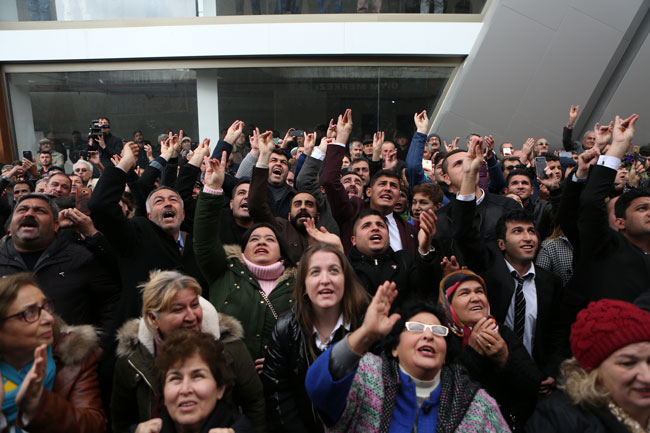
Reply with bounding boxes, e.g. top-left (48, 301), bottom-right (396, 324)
top-left (527, 299), bottom-right (650, 432)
